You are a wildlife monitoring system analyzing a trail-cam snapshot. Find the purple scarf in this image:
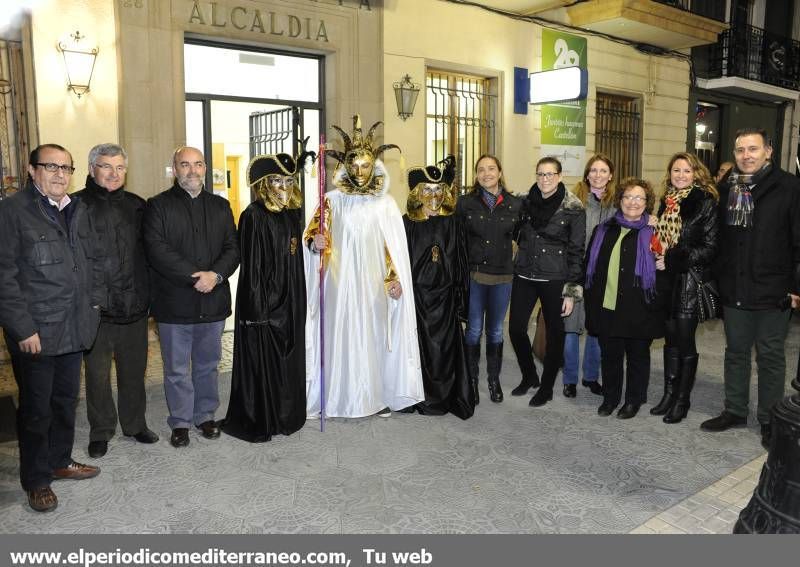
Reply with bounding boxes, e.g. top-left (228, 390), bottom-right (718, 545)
top-left (586, 211), bottom-right (657, 301)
